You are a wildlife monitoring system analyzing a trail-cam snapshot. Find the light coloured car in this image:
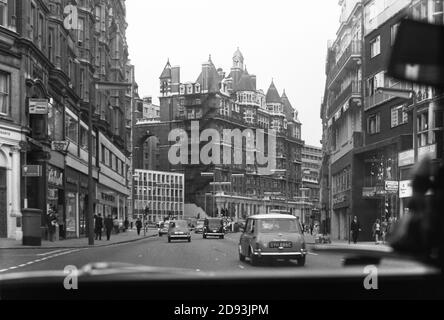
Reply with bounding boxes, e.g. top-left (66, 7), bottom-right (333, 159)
top-left (239, 214), bottom-right (307, 266)
top-left (168, 220), bottom-right (191, 243)
top-left (158, 221), bottom-right (170, 237)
